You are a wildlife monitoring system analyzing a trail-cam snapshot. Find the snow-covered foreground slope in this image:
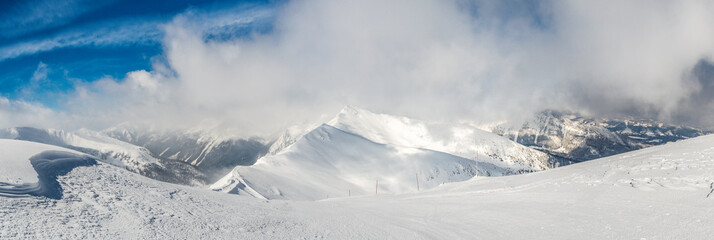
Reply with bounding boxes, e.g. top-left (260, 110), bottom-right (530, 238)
top-left (212, 124), bottom-right (492, 200)
top-left (0, 140), bottom-right (333, 238)
top-left (326, 134), bottom-right (714, 239)
top-left (0, 140), bottom-right (96, 199)
top-left (0, 140), bottom-right (86, 187)
top-left (2, 134), bottom-right (714, 238)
